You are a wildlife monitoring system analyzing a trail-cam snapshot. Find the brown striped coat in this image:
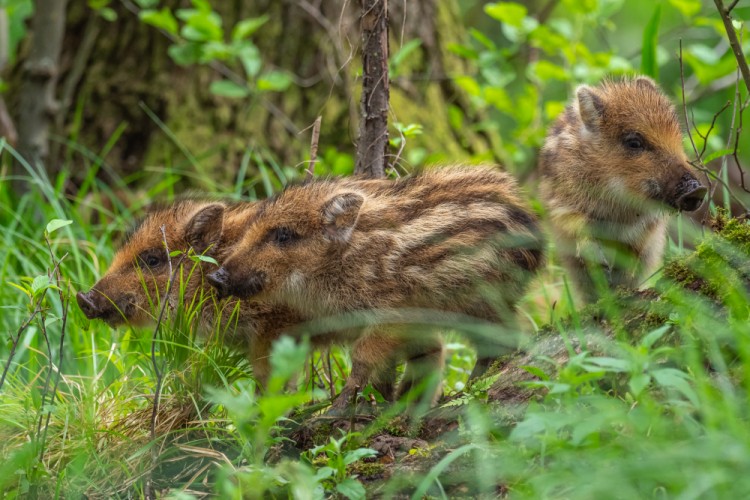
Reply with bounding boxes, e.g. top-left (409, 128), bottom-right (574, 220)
top-left (209, 165), bottom-right (545, 409)
top-left (76, 200), bottom-right (308, 386)
top-left (538, 77), bottom-right (706, 303)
